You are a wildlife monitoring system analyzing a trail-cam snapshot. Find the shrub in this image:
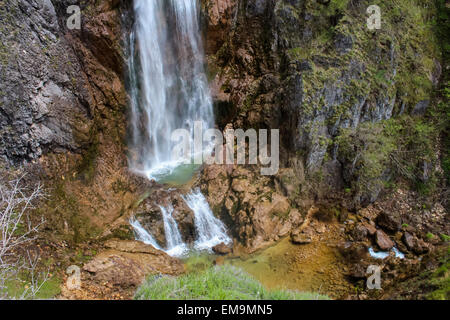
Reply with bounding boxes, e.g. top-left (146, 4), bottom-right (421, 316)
top-left (426, 249), bottom-right (450, 300)
top-left (0, 173), bottom-right (49, 299)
